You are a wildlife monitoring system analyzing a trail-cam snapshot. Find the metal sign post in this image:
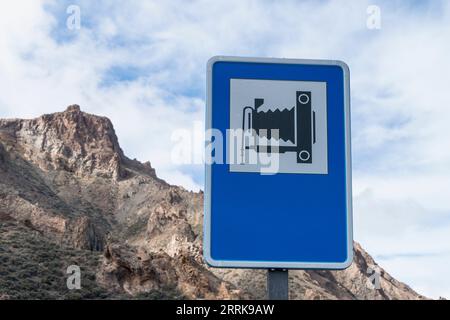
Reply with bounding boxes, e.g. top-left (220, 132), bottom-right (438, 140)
top-left (267, 269), bottom-right (289, 300)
